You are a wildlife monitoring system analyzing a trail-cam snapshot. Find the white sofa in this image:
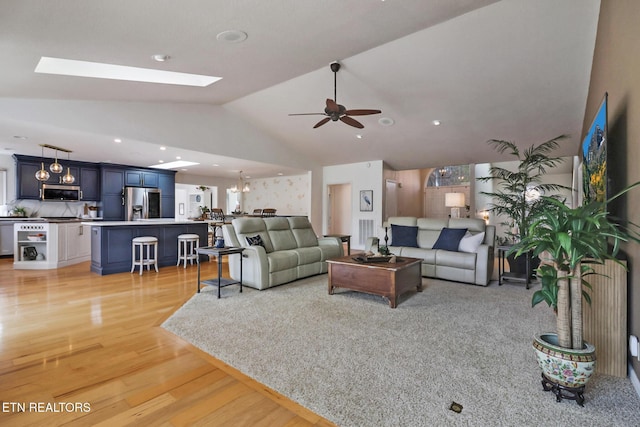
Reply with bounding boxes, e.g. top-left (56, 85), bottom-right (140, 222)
top-left (368, 217), bottom-right (495, 286)
top-left (222, 216), bottom-right (344, 290)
